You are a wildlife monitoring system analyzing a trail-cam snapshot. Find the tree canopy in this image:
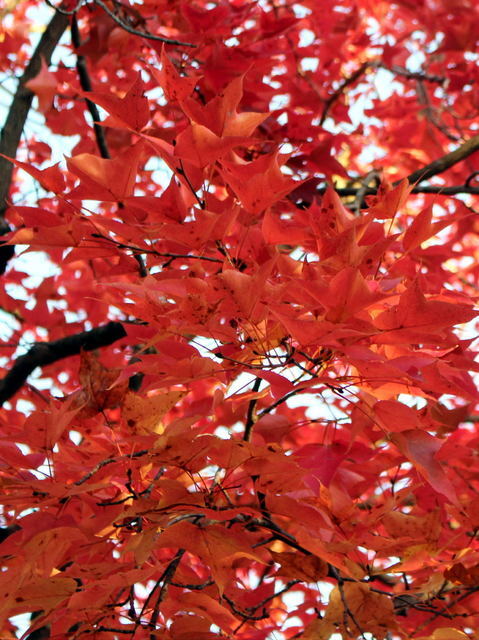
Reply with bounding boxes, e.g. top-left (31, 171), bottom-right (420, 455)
top-left (1, 1), bottom-right (479, 638)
